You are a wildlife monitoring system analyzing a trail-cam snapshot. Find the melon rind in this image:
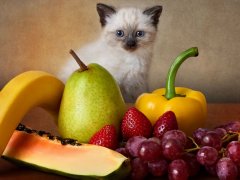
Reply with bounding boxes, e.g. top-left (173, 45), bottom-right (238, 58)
top-left (2, 156), bottom-right (130, 180)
